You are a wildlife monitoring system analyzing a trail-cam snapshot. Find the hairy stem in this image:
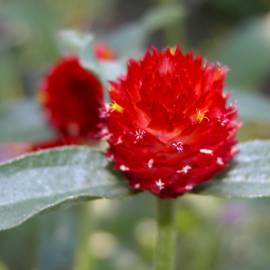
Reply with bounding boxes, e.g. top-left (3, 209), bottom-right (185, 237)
top-left (155, 199), bottom-right (177, 270)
